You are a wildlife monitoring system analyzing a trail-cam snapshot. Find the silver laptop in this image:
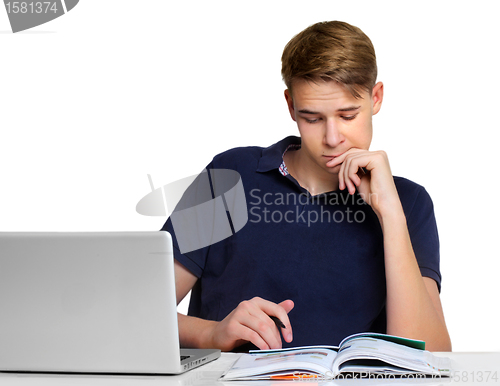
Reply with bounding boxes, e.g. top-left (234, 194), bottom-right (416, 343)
top-left (0, 231), bottom-right (220, 374)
